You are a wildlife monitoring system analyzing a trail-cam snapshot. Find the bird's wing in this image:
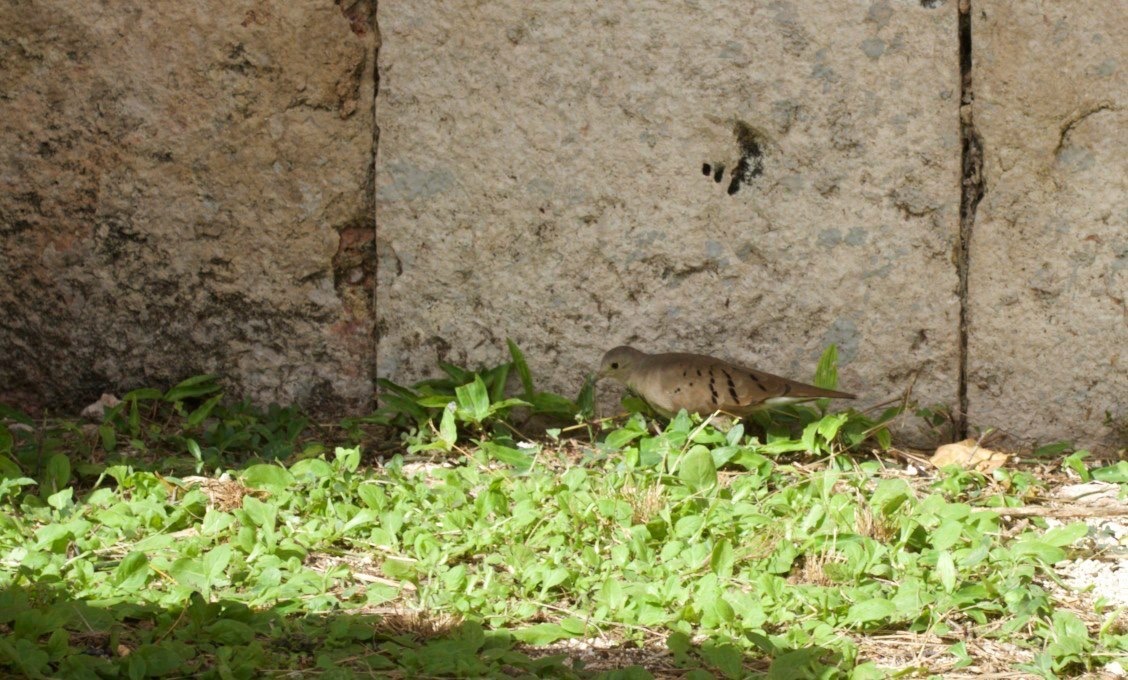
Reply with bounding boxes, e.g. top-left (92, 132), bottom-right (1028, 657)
top-left (637, 353), bottom-right (854, 415)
